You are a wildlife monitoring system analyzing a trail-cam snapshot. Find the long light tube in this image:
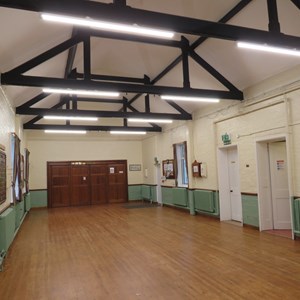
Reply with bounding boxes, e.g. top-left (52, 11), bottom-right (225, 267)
top-left (44, 116), bottom-right (98, 121)
top-left (161, 95), bottom-right (220, 103)
top-left (128, 118), bottom-right (173, 124)
top-left (237, 42), bottom-right (300, 57)
top-left (43, 88), bottom-right (120, 98)
top-left (45, 130), bottom-right (87, 134)
top-left (41, 13), bottom-right (174, 39)
top-left (110, 131), bottom-right (146, 135)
